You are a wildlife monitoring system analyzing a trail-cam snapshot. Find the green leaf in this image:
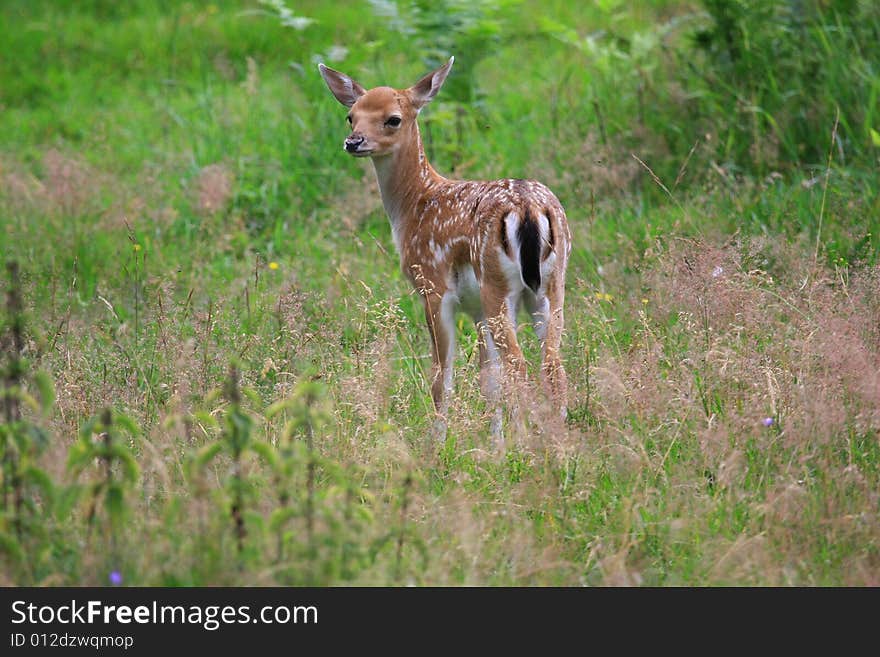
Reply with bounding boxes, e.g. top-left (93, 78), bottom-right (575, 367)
top-left (539, 16), bottom-right (581, 49)
top-left (369, 534), bottom-right (394, 559)
top-left (244, 509), bottom-right (265, 533)
top-left (19, 390), bottom-right (41, 413)
top-left (107, 444), bottom-right (140, 483)
top-left (242, 387), bottom-right (262, 406)
top-left (0, 531), bottom-right (25, 562)
top-left (250, 440), bottom-right (278, 467)
top-left (66, 440), bottom-right (93, 472)
top-left (33, 370), bottom-right (55, 414)
top-left (78, 416), bottom-right (100, 442)
top-left (55, 484), bottom-right (83, 519)
top-left (112, 412), bottom-right (140, 437)
top-left (871, 128), bottom-right (880, 147)
top-left (23, 465), bottom-right (55, 501)
top-left (269, 506), bottom-right (299, 532)
top-left (229, 409), bottom-right (253, 434)
top-left (24, 425), bottom-right (50, 454)
top-left (192, 442), bottom-right (224, 470)
top-left (105, 484), bottom-right (124, 522)
top-left (193, 411), bottom-right (219, 431)
top-left (266, 399), bottom-right (290, 418)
